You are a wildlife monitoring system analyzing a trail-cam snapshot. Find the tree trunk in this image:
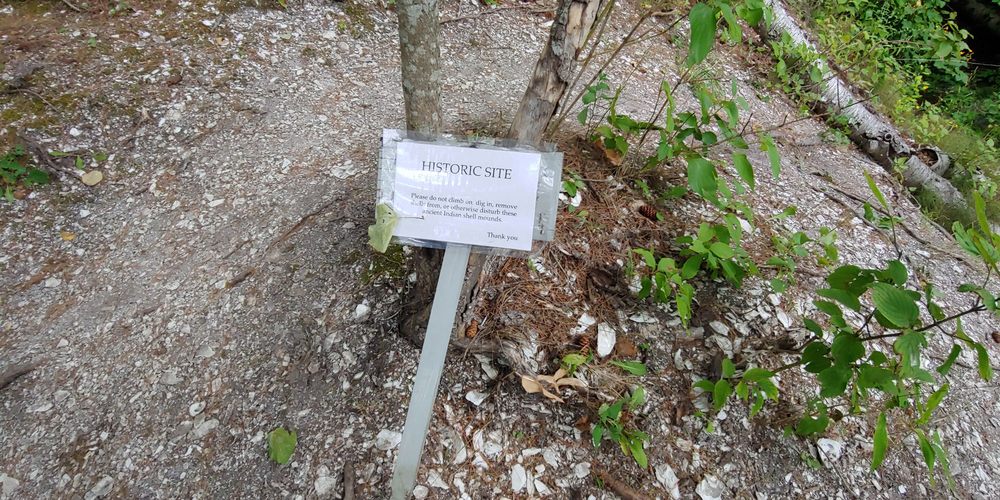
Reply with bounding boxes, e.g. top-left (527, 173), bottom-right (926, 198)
top-left (455, 0), bottom-right (606, 361)
top-left (759, 0), bottom-right (969, 211)
top-left (397, 0), bottom-right (445, 345)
